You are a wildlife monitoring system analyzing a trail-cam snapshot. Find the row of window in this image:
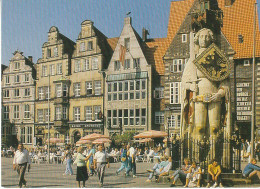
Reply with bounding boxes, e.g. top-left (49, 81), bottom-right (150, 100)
top-left (42, 63), bottom-right (62, 77)
top-left (79, 41), bottom-right (93, 52)
top-left (108, 80), bottom-right (146, 92)
top-left (170, 59), bottom-right (188, 73)
top-left (107, 109), bottom-right (146, 127)
top-left (108, 91), bottom-right (146, 101)
top-left (4, 74), bottom-right (30, 85)
top-left (155, 112), bottom-right (181, 128)
top-left (3, 88), bottom-right (31, 98)
top-left (3, 105), bottom-right (31, 120)
top-left (73, 106), bottom-right (101, 122)
top-left (37, 81), bottom-right (101, 100)
top-left (74, 57), bottom-right (98, 72)
top-left (114, 58), bottom-right (140, 71)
